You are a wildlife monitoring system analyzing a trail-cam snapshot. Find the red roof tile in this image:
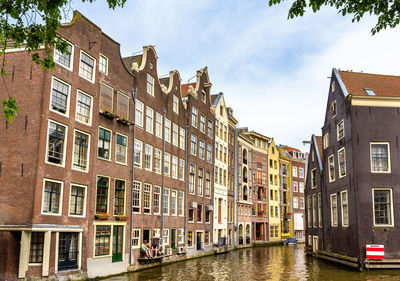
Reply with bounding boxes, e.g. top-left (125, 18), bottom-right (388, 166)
top-left (181, 83), bottom-right (196, 98)
top-left (339, 71), bottom-right (400, 97)
top-left (315, 136), bottom-right (323, 161)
